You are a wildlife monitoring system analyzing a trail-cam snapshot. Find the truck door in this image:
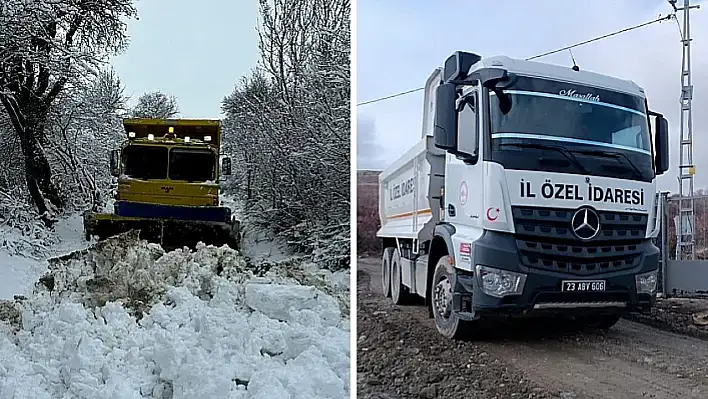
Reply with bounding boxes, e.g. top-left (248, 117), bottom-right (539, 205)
top-left (444, 89), bottom-right (484, 231)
